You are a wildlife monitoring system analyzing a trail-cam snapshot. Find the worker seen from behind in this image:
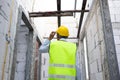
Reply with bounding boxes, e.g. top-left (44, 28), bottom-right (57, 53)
top-left (39, 25), bottom-right (81, 80)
